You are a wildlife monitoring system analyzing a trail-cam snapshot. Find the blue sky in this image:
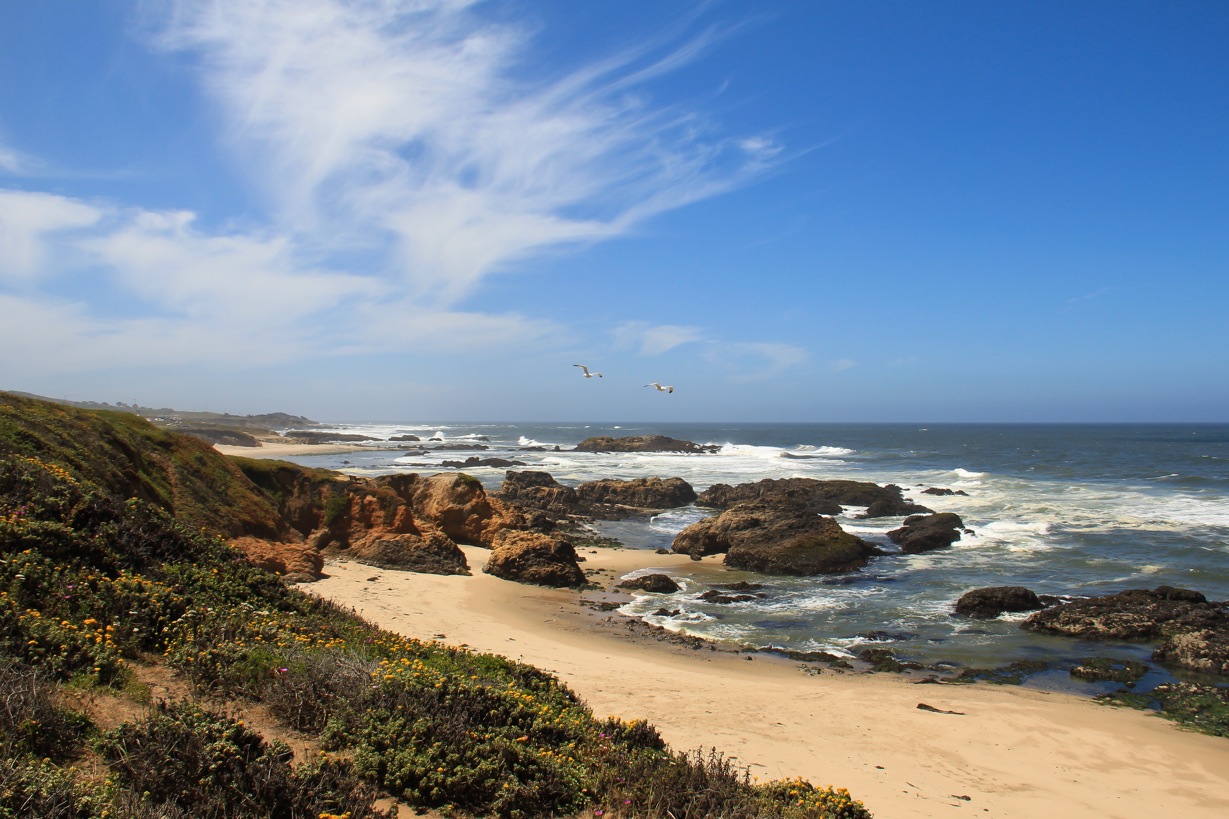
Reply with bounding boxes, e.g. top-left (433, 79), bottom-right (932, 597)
top-left (1, 0), bottom-right (1226, 422)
